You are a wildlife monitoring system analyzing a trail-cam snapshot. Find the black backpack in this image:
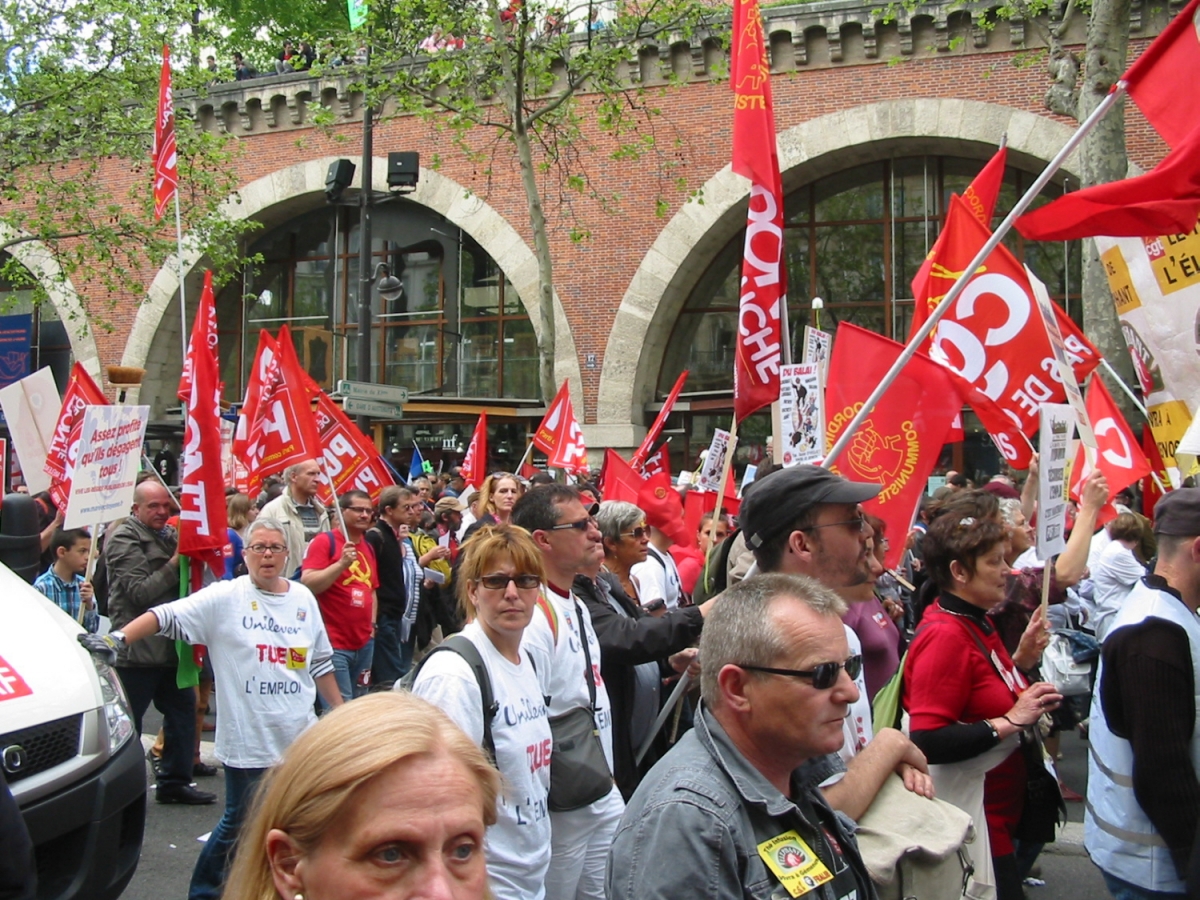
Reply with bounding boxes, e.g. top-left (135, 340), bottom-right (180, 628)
top-left (400, 635), bottom-right (499, 759)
